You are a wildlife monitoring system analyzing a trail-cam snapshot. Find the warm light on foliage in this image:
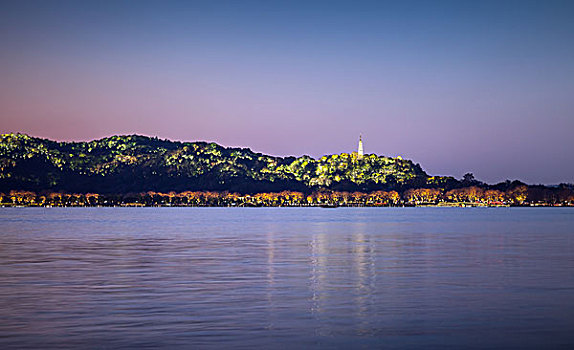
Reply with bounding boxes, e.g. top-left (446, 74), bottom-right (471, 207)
top-left (1, 186), bottom-right (572, 207)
